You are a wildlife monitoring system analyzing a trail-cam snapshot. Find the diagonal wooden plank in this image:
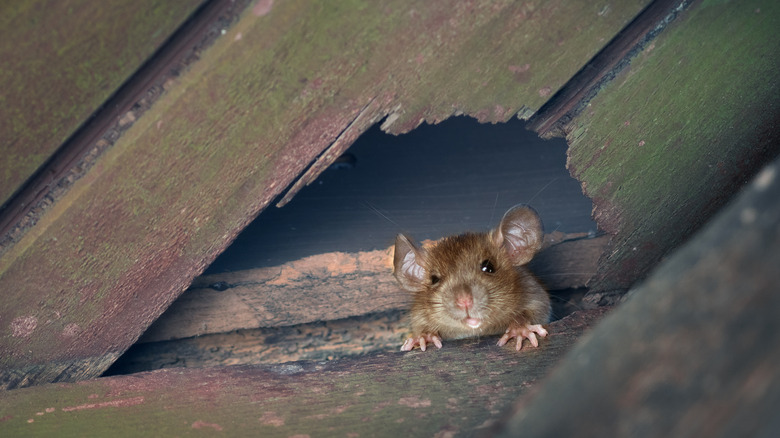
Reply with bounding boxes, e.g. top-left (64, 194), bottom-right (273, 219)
top-left (0, 0), bottom-right (205, 207)
top-left (562, 0), bottom-right (780, 293)
top-left (527, 0), bottom-right (693, 137)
